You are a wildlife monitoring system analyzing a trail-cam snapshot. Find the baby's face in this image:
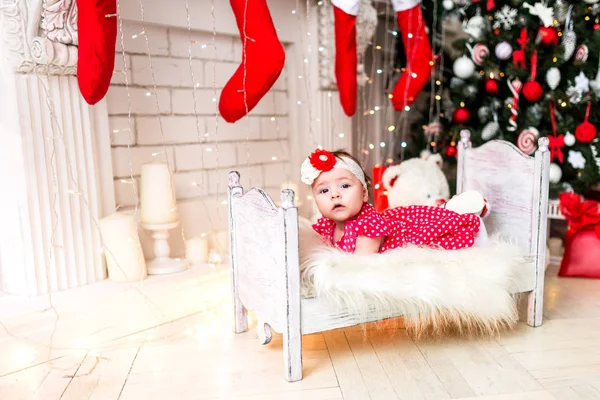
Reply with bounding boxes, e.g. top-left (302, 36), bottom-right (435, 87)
top-left (312, 168), bottom-right (367, 223)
